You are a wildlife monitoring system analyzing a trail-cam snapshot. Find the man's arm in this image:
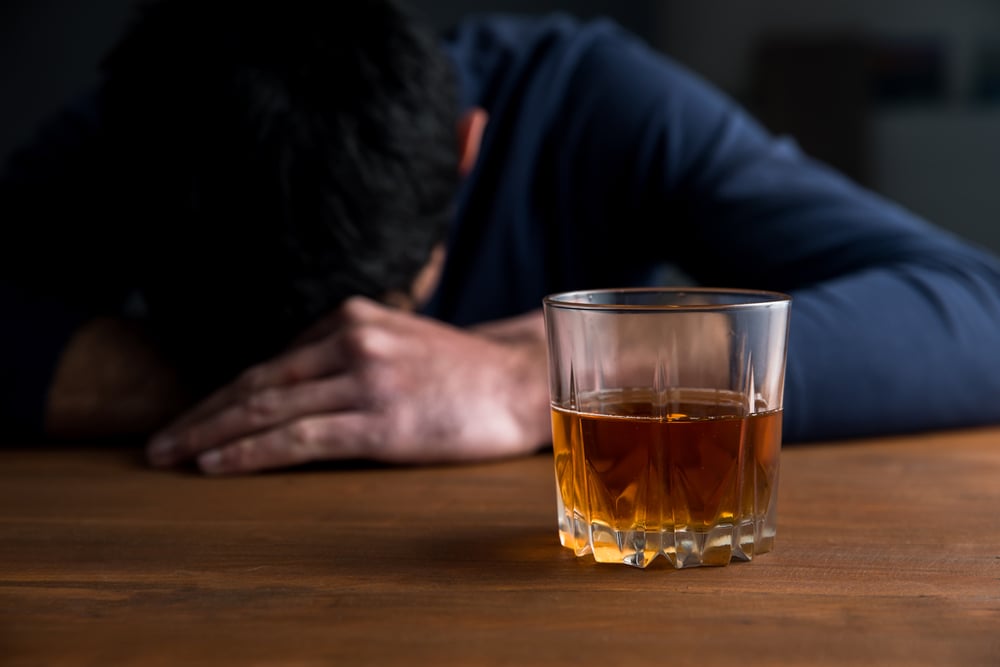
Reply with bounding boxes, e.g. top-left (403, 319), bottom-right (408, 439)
top-left (45, 317), bottom-right (190, 439)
